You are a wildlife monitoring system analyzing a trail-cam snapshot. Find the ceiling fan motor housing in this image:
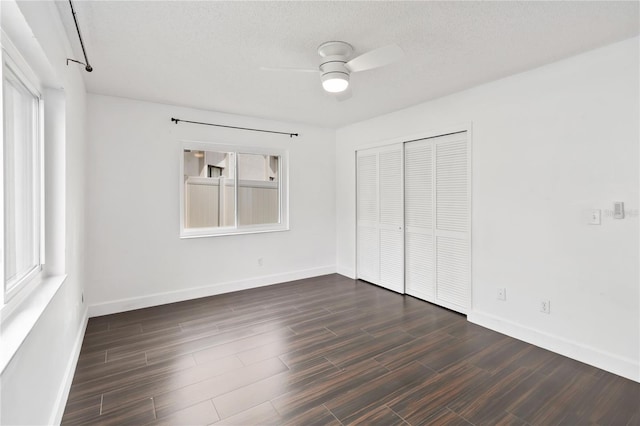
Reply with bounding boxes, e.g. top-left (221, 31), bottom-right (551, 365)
top-left (318, 41), bottom-right (352, 81)
top-left (320, 56), bottom-right (349, 79)
top-left (318, 41), bottom-right (353, 90)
